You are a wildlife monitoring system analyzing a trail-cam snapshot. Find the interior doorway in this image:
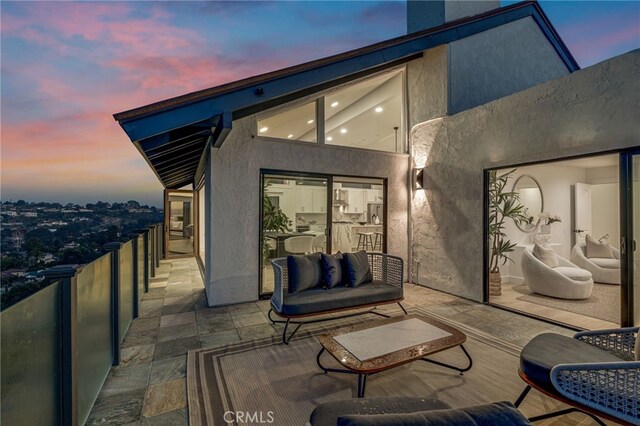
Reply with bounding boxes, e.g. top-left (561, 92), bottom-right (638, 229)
top-left (164, 190), bottom-right (196, 258)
